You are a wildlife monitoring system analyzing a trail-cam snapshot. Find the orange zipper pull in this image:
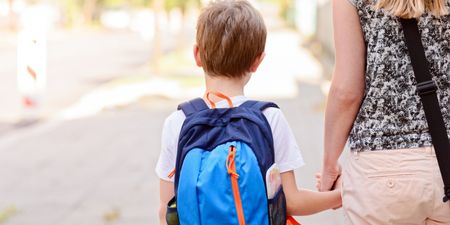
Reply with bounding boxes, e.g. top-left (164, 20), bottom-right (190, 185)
top-left (226, 146), bottom-right (239, 178)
